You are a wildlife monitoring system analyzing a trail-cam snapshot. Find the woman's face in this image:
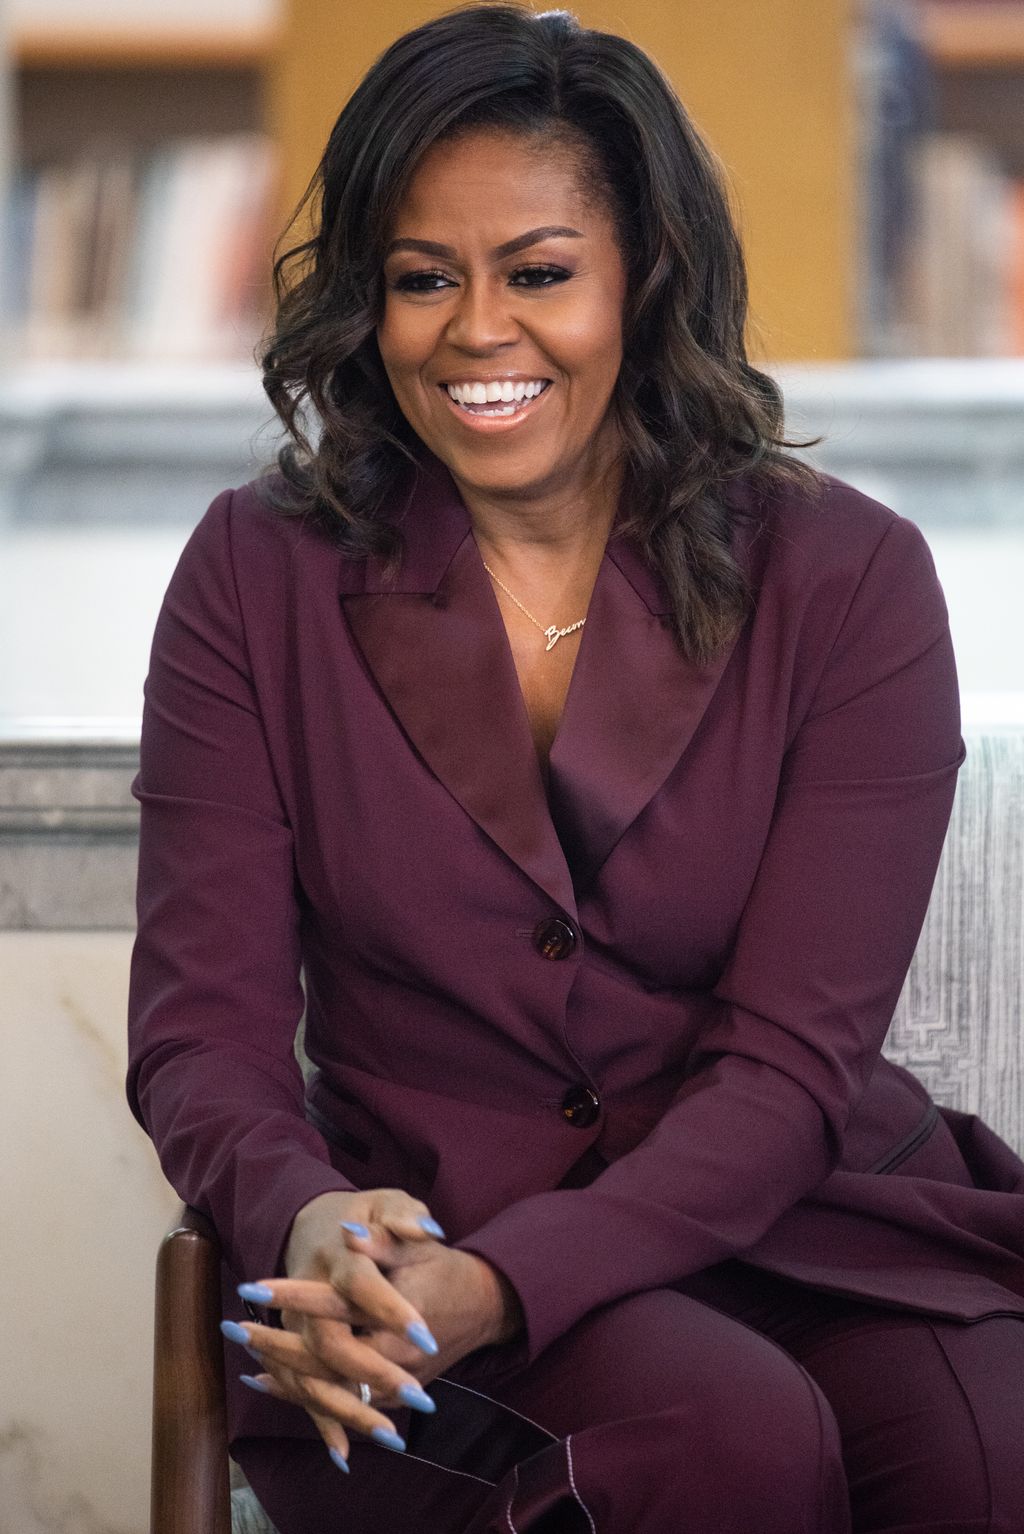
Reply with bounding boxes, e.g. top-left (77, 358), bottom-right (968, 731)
top-left (377, 128), bottom-right (628, 507)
